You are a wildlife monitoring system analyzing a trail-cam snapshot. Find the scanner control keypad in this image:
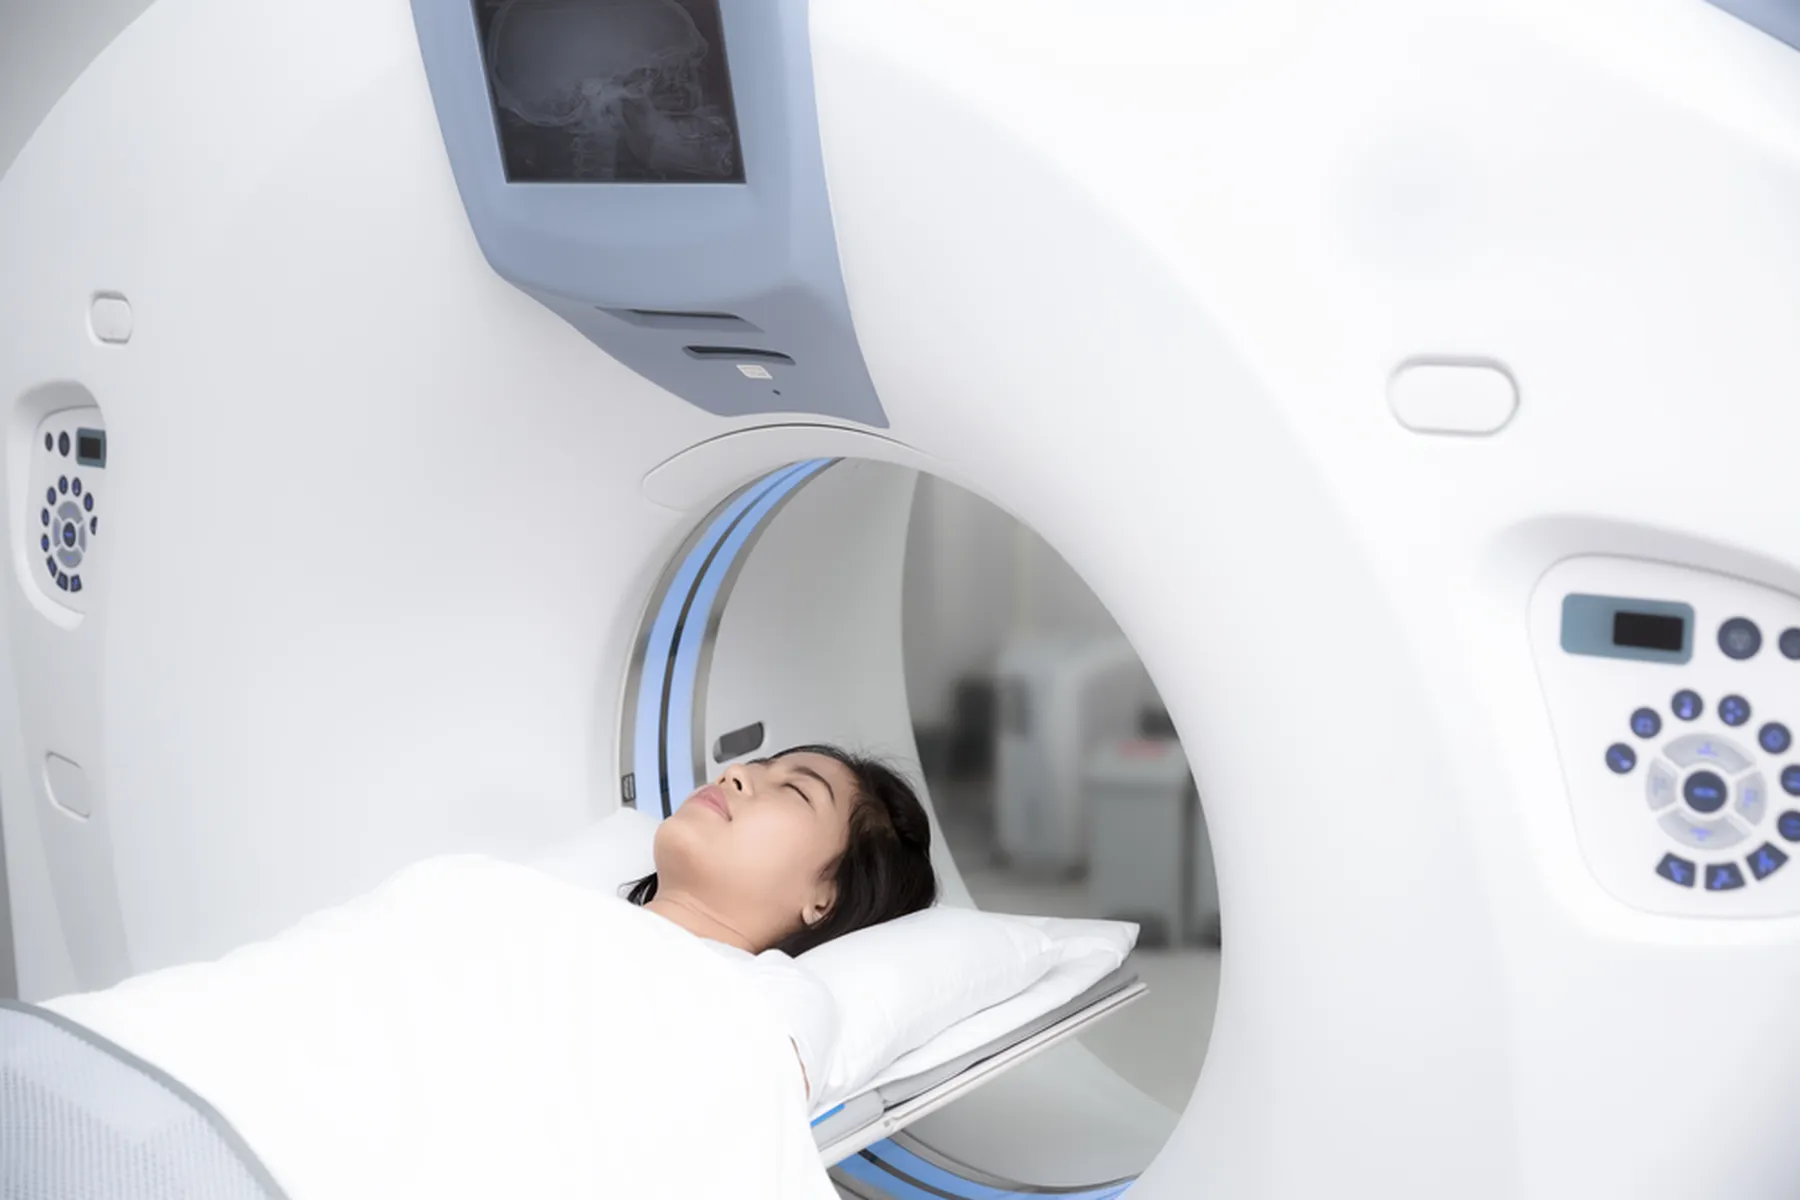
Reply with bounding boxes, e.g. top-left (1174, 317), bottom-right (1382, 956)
top-left (1606, 677), bottom-right (1800, 894)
